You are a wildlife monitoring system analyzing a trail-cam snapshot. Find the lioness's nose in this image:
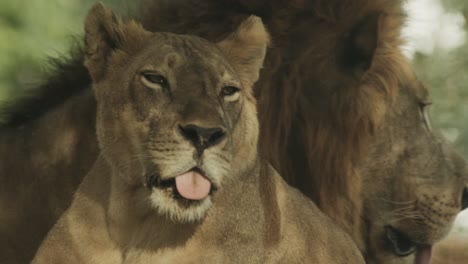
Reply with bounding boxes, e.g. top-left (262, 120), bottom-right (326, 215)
top-left (462, 188), bottom-right (468, 211)
top-left (178, 124), bottom-right (226, 154)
